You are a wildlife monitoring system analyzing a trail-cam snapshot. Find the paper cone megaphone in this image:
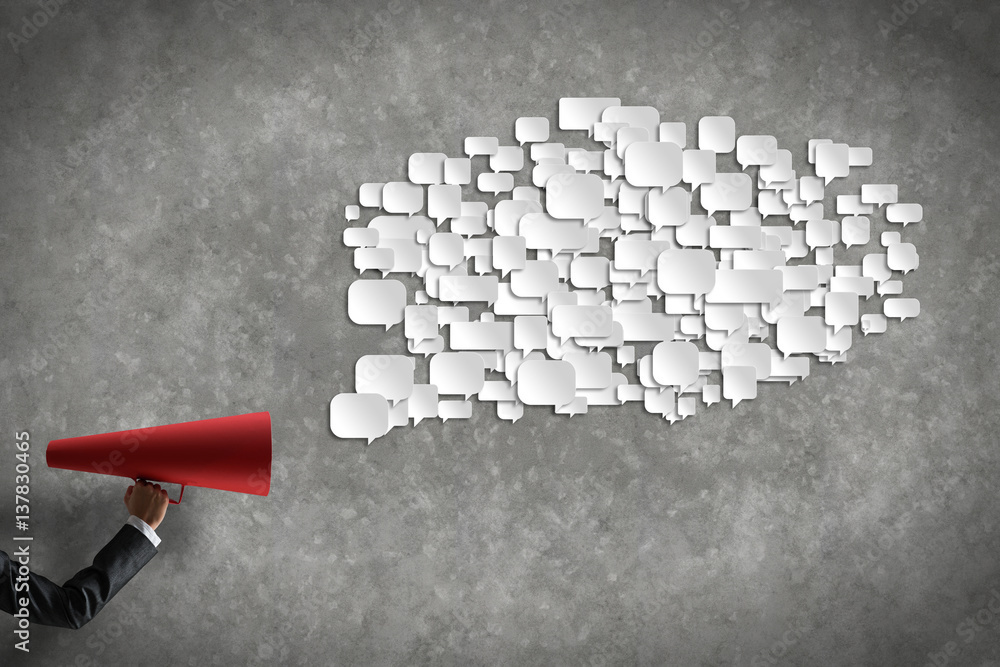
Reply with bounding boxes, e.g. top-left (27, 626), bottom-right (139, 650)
top-left (46, 411), bottom-right (271, 503)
